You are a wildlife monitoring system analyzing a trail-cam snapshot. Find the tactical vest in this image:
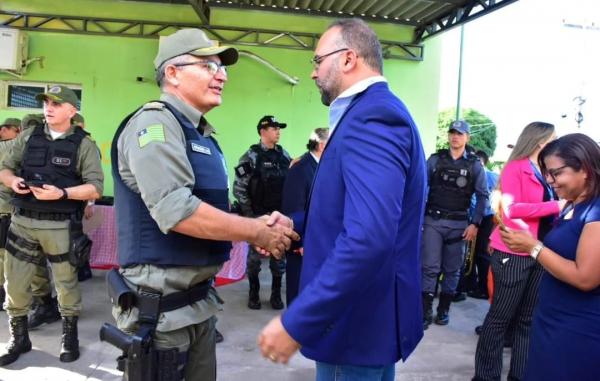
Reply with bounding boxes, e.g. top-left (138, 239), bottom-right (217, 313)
top-left (12, 125), bottom-right (87, 214)
top-left (249, 144), bottom-right (290, 215)
top-left (427, 149), bottom-right (478, 213)
top-left (112, 101), bottom-right (231, 268)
